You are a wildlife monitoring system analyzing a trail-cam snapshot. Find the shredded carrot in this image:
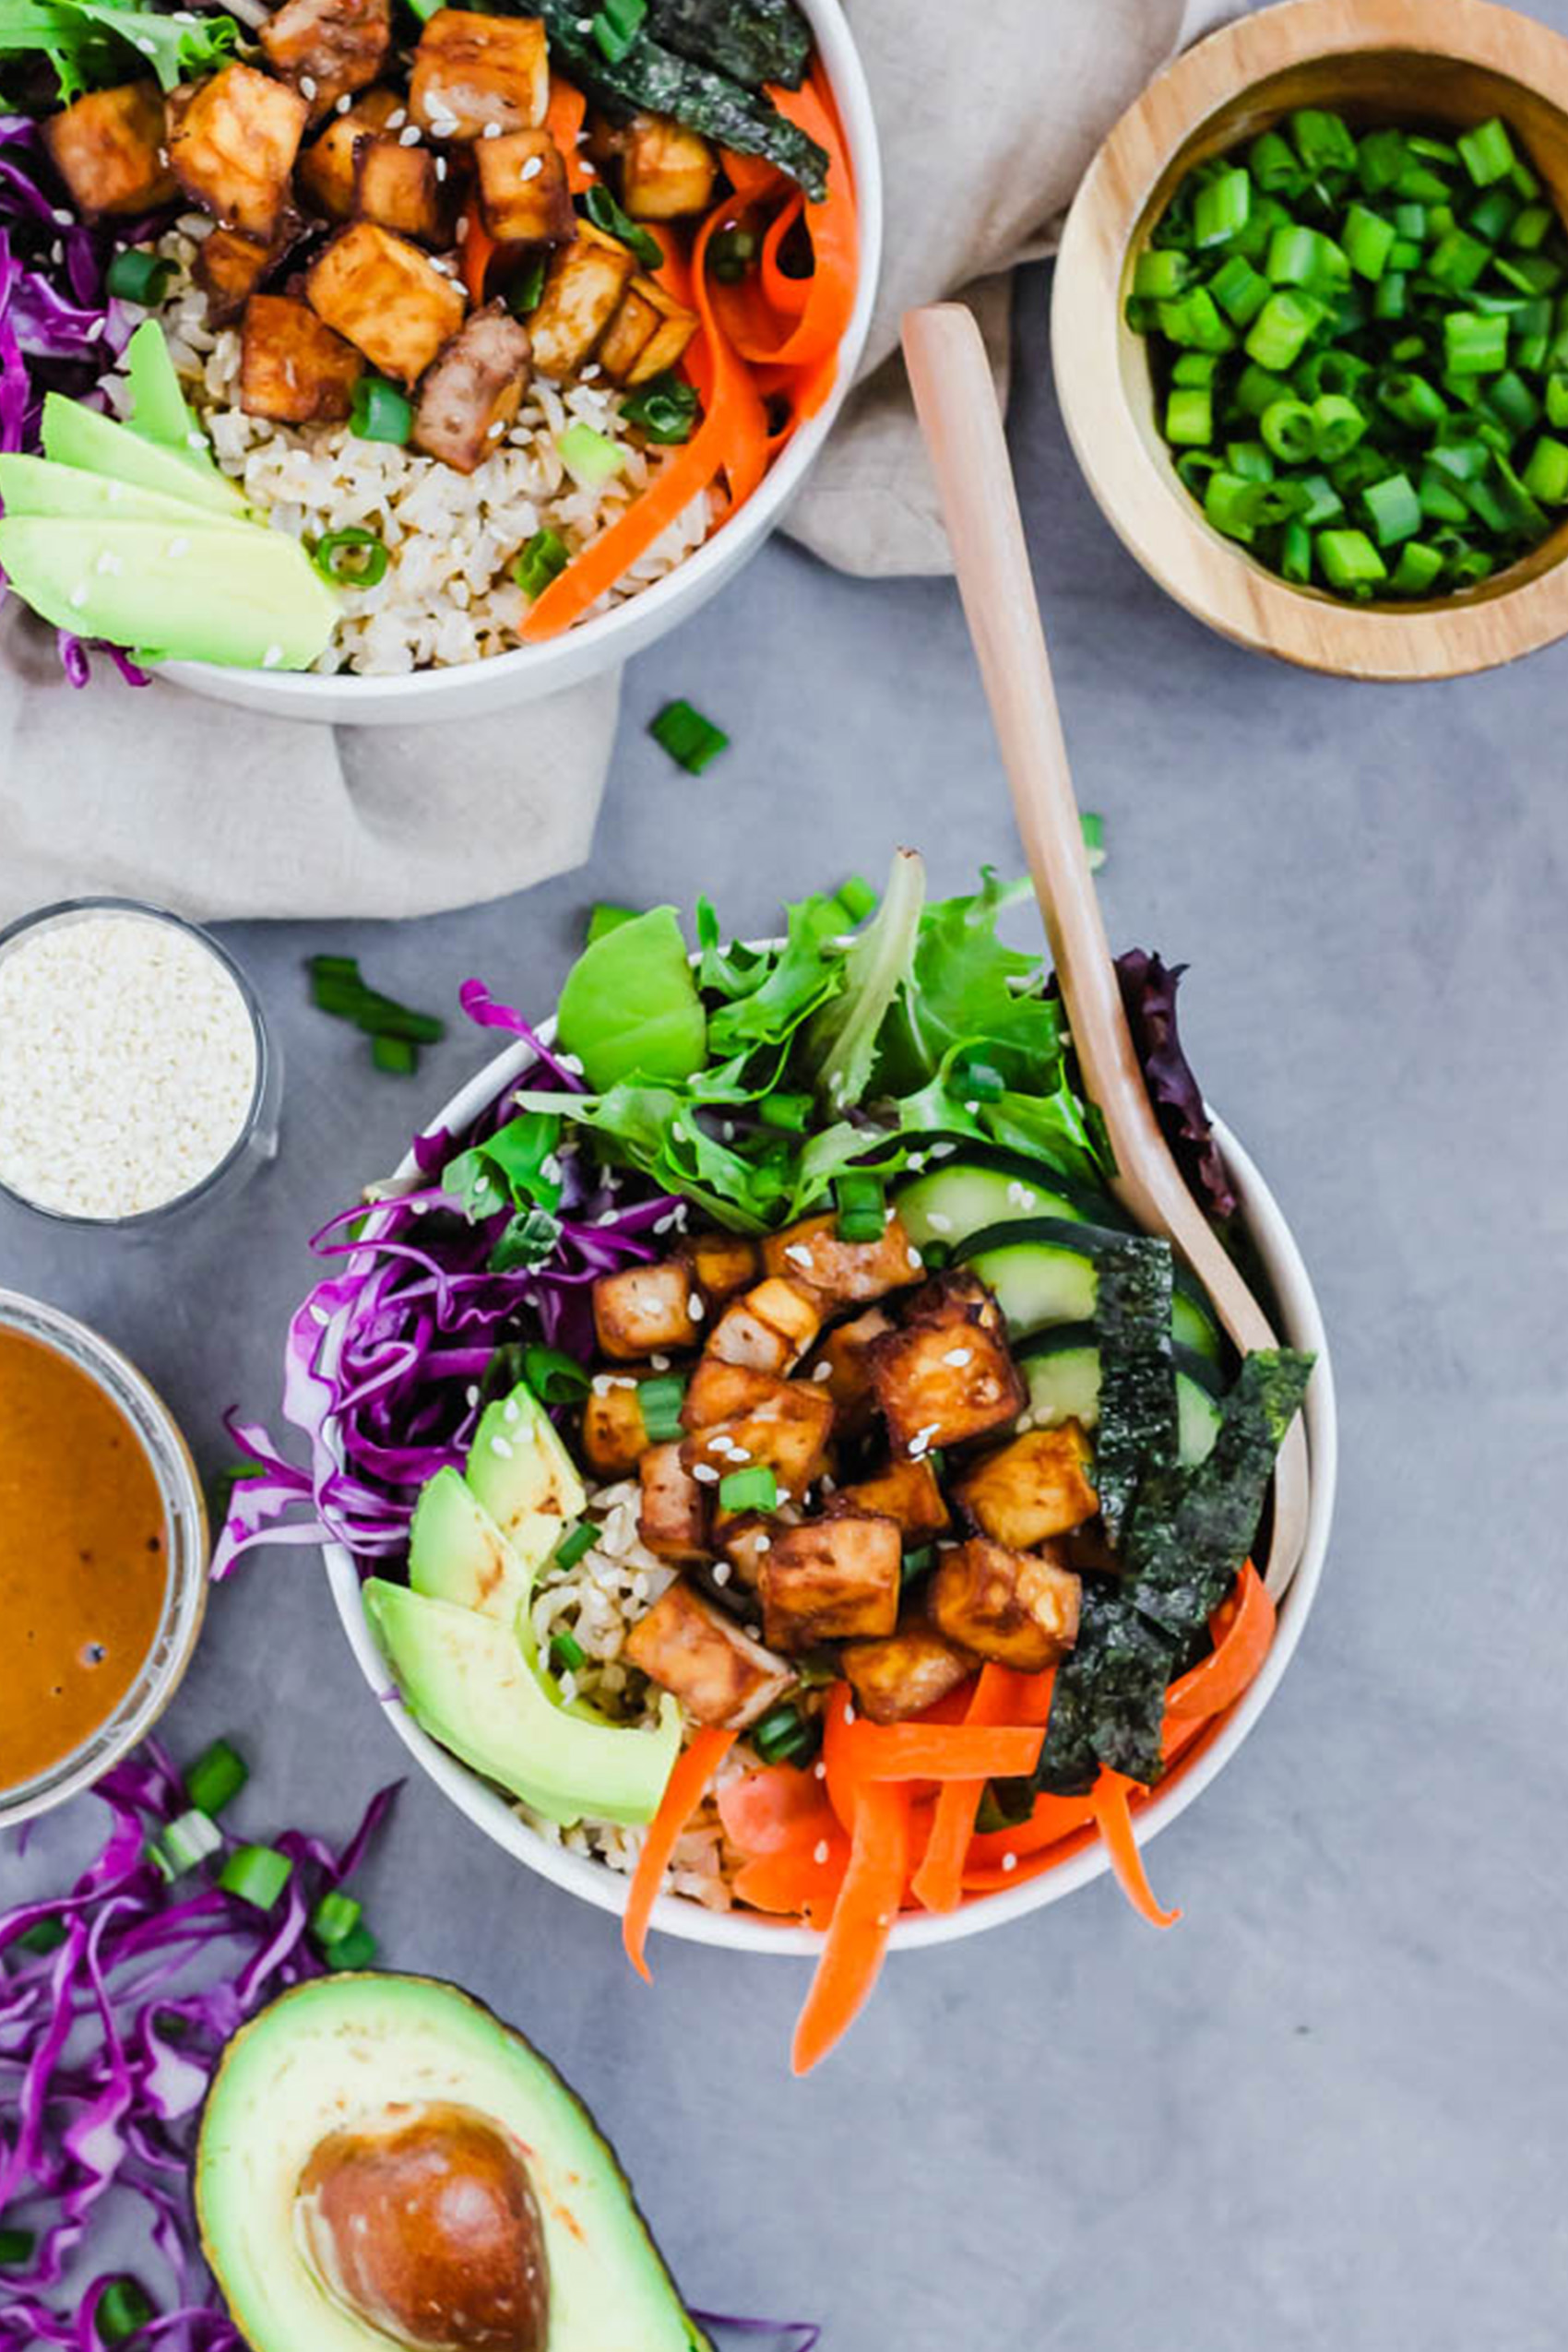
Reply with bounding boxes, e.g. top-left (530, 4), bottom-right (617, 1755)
top-left (849, 1723), bottom-right (1044, 1783)
top-left (545, 76), bottom-right (592, 192)
top-left (791, 1780), bottom-right (911, 2075)
top-left (719, 148), bottom-right (787, 204)
top-left (623, 1728), bottom-right (735, 1983)
top-left (759, 192), bottom-right (810, 318)
top-left (711, 75), bottom-right (857, 372)
top-left (735, 1834), bottom-right (849, 1930)
top-left (461, 211), bottom-right (496, 307)
top-left (962, 1823), bottom-right (1099, 1895)
top-left (965, 1783), bottom-right (1099, 1868)
top-left (911, 1667), bottom-right (1048, 1914)
top-left (718, 1762), bottom-right (836, 1858)
top-left (1092, 1773), bottom-right (1182, 1930)
top-left (1166, 1561), bottom-right (1276, 1721)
